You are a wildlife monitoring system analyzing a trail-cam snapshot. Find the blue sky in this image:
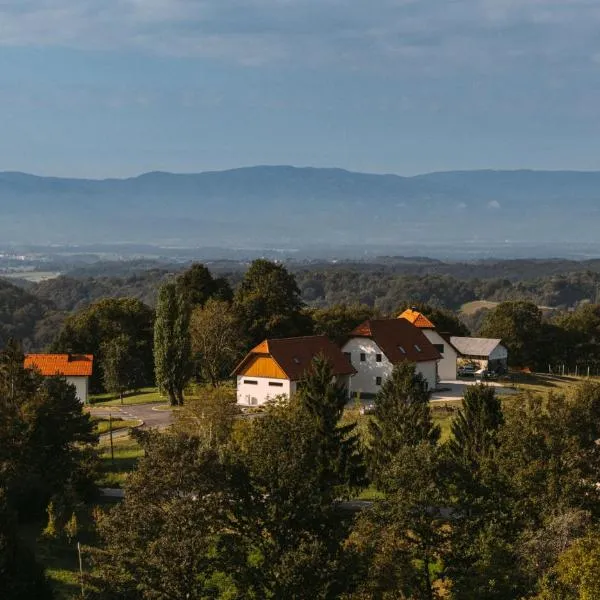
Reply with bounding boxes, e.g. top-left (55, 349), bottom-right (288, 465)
top-left (2, 0), bottom-right (600, 178)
